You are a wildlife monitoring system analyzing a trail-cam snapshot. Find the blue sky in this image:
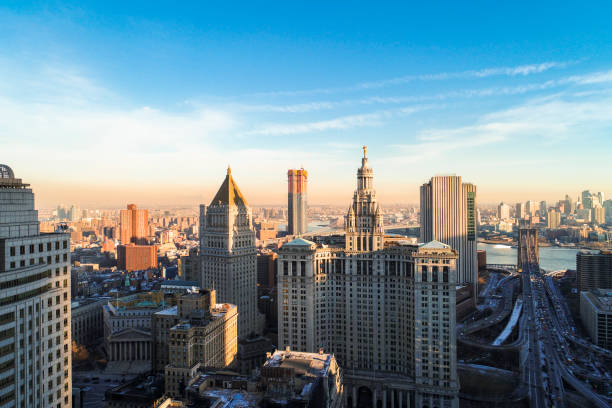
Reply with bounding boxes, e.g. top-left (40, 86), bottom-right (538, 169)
top-left (1, 1), bottom-right (612, 207)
